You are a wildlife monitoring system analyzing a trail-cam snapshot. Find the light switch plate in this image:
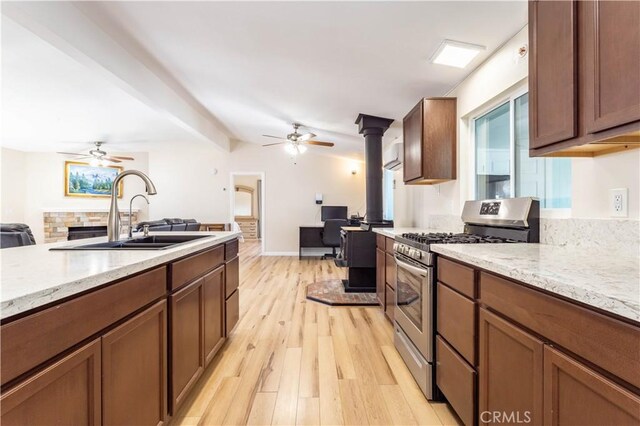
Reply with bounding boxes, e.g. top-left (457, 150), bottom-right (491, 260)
top-left (609, 188), bottom-right (628, 217)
